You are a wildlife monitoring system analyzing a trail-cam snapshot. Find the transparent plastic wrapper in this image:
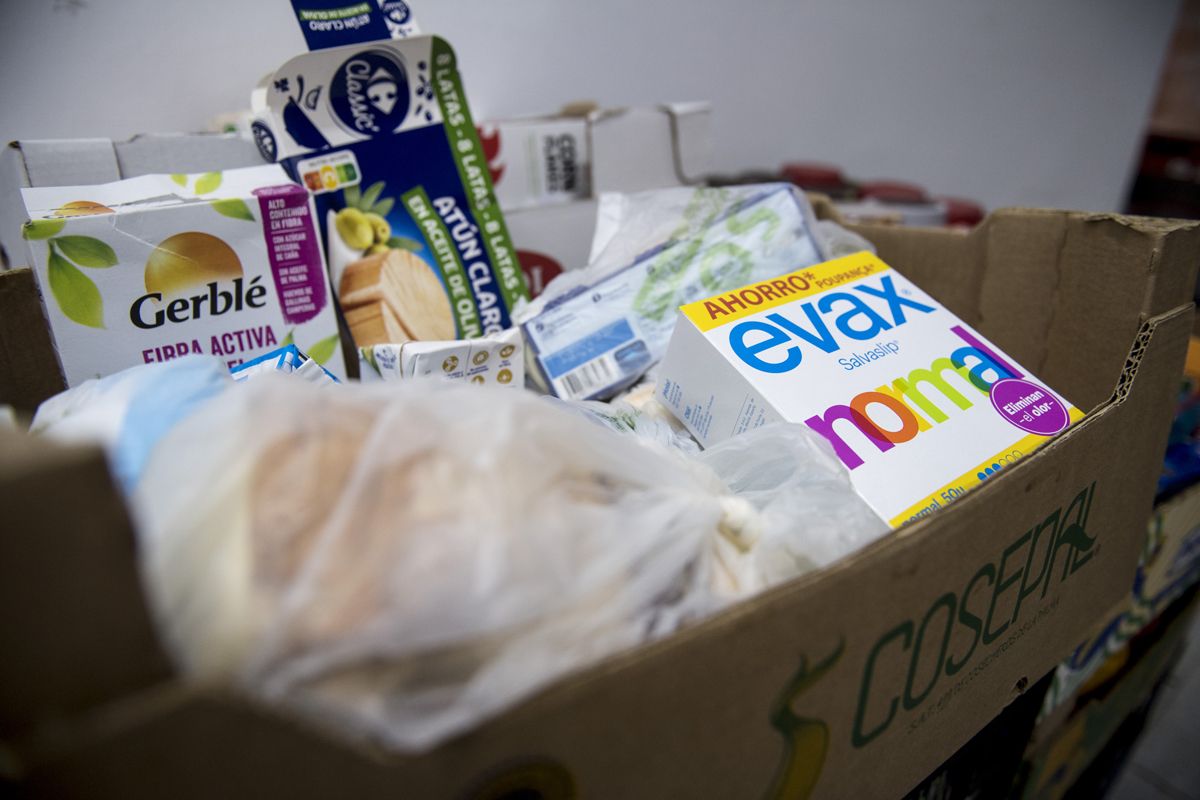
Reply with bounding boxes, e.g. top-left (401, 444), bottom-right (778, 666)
top-left (696, 427), bottom-right (888, 596)
top-left (560, 393), bottom-right (701, 456)
top-left (518, 184), bottom-right (827, 400)
top-left (814, 218), bottom-right (877, 258)
top-left (130, 377), bottom-right (885, 751)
